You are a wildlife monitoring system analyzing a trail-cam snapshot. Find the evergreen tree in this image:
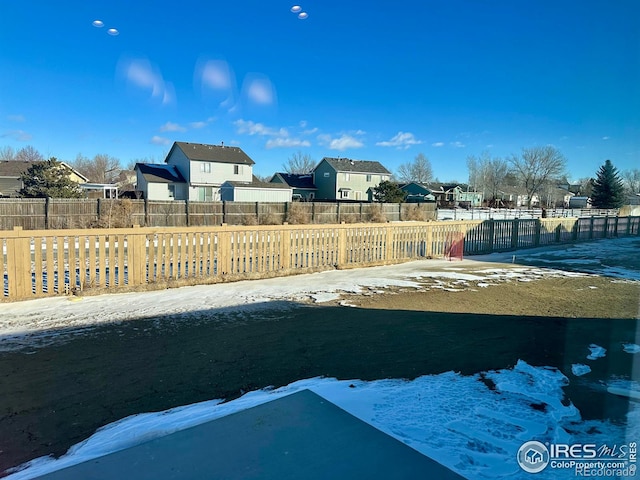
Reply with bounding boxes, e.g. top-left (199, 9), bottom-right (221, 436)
top-left (591, 159), bottom-right (625, 209)
top-left (19, 158), bottom-right (84, 198)
top-left (372, 181), bottom-right (407, 203)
